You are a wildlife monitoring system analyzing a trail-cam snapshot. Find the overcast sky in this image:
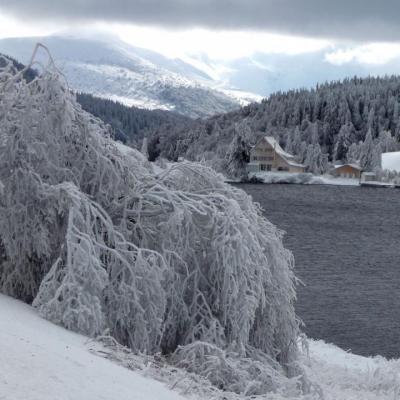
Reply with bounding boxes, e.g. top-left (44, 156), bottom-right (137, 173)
top-left (1, 0), bottom-right (400, 65)
top-left (1, 0), bottom-right (400, 42)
